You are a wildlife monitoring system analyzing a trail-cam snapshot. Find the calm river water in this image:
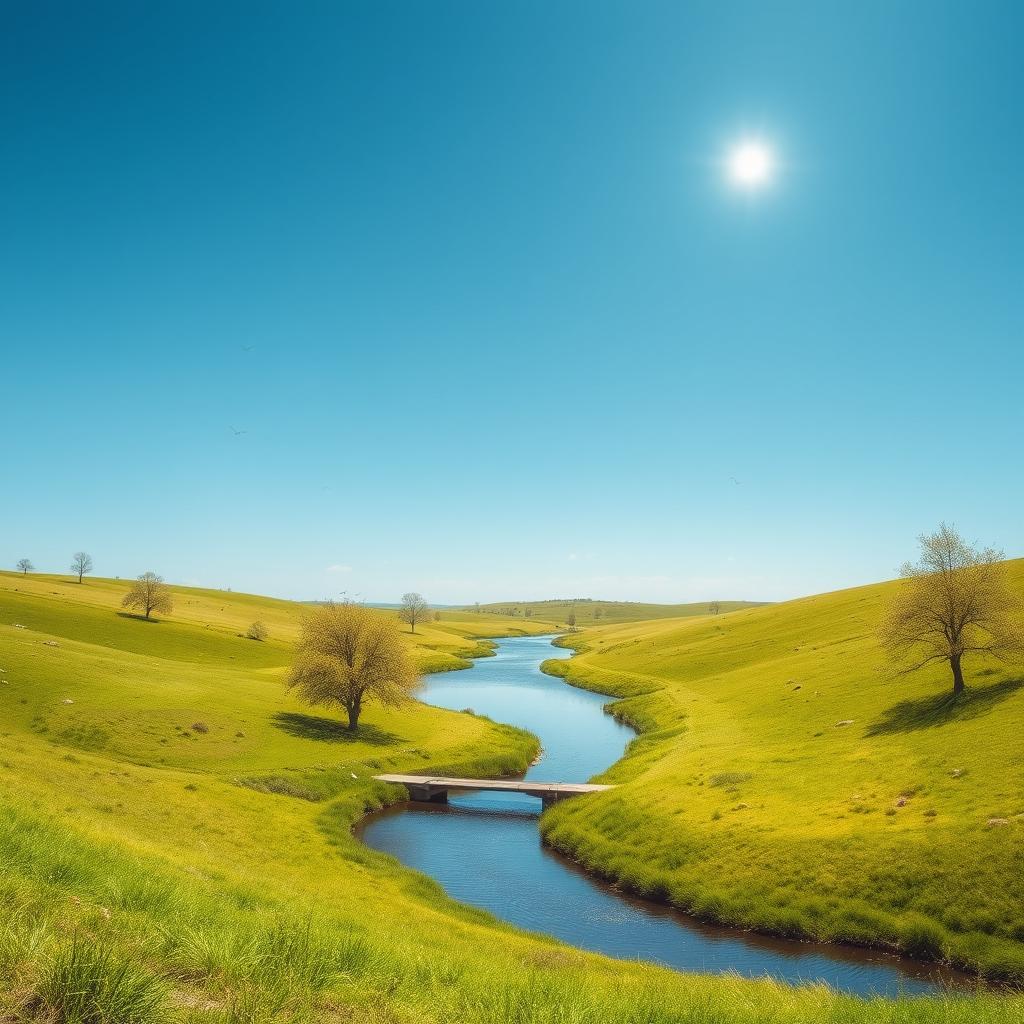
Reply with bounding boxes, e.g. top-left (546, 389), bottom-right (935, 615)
top-left (357, 634), bottom-right (969, 996)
